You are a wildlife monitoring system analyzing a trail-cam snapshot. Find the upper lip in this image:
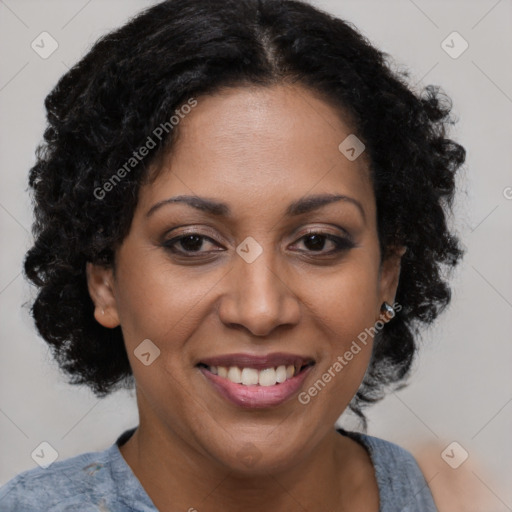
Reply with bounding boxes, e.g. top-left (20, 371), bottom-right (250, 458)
top-left (198, 352), bottom-right (315, 370)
